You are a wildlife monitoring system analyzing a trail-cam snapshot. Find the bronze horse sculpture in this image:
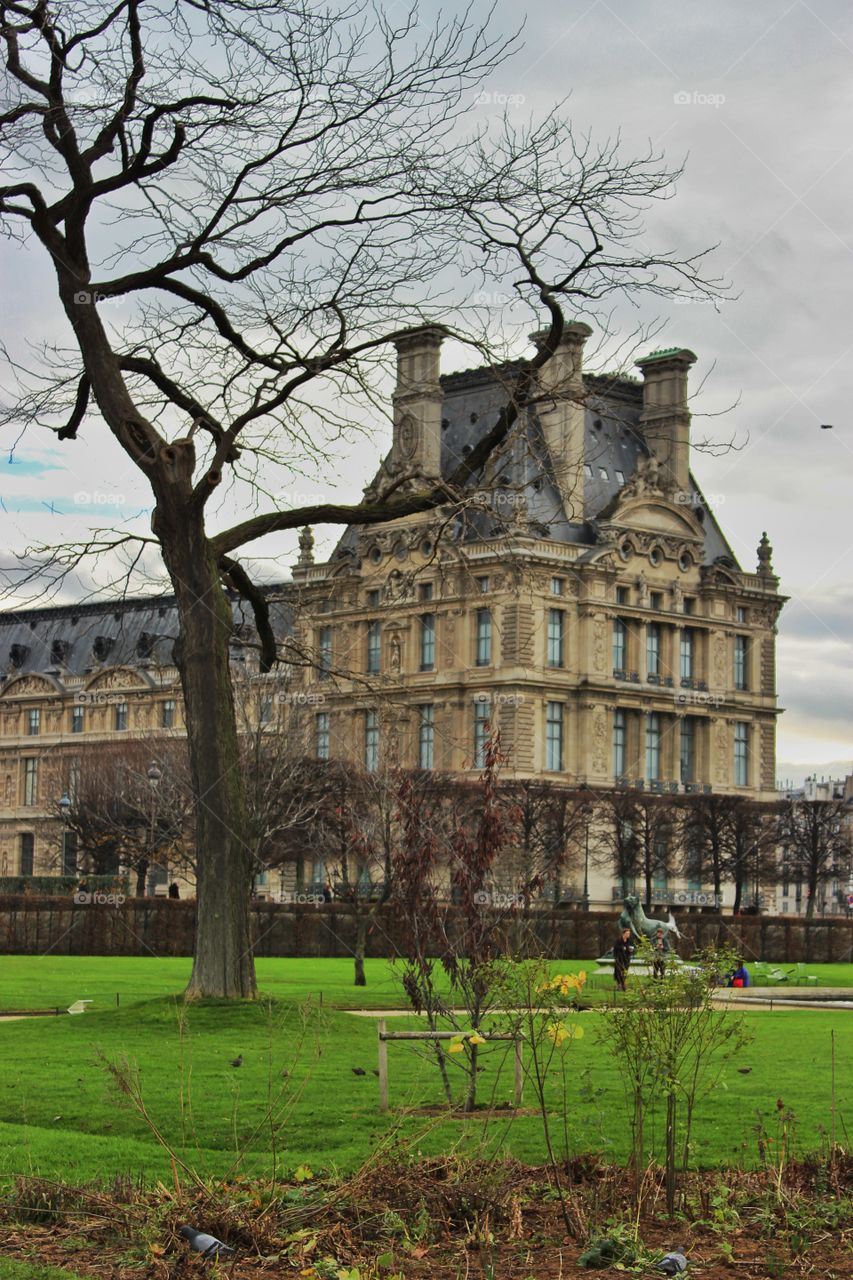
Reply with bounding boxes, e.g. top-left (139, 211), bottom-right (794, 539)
top-left (619, 894), bottom-right (681, 948)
